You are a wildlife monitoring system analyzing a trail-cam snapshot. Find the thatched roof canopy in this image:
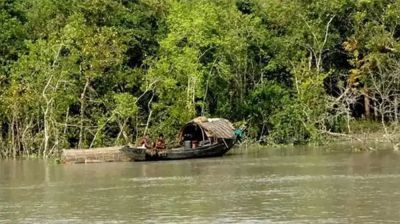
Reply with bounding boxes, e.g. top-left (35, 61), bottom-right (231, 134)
top-left (178, 117), bottom-right (235, 141)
